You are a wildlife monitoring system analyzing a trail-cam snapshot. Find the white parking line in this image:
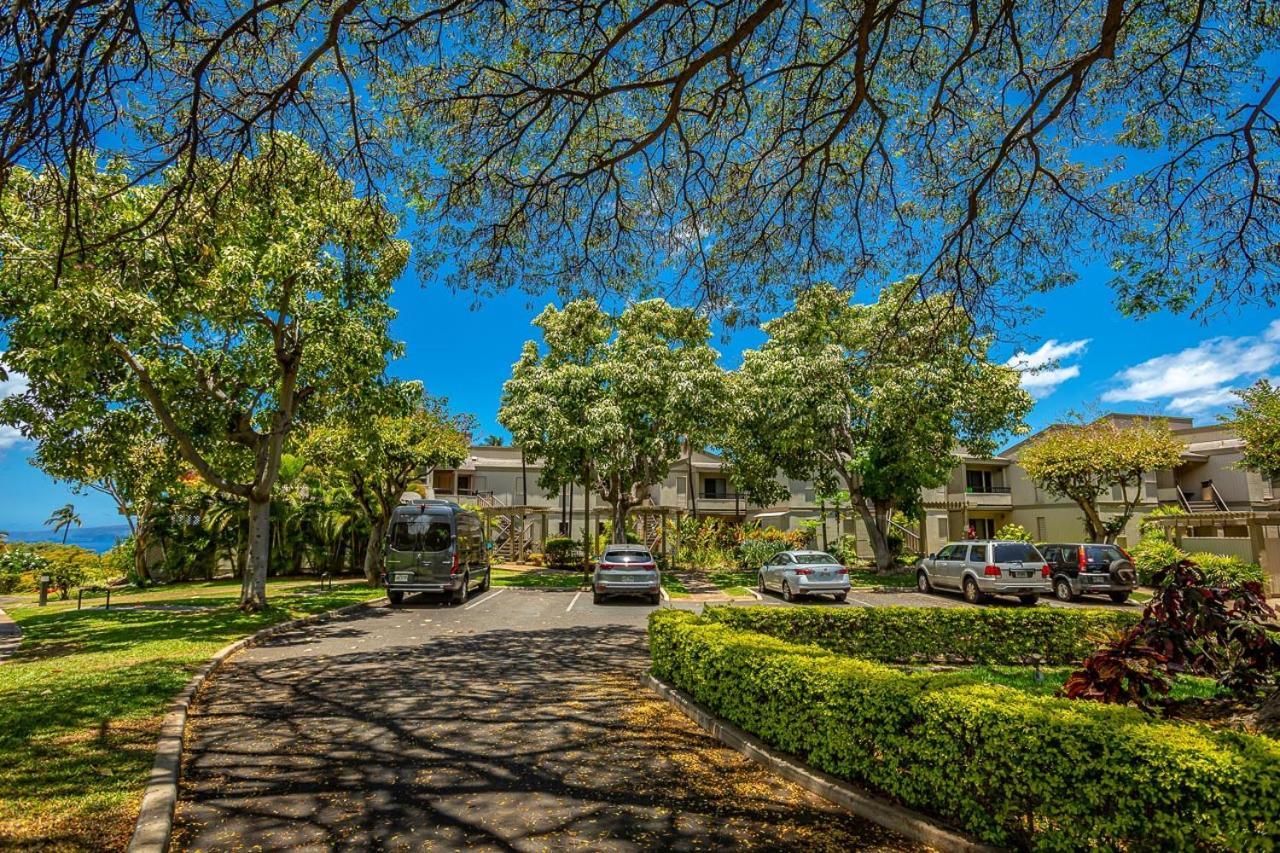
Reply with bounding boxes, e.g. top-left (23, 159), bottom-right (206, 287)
top-left (566, 591), bottom-right (583, 612)
top-left (846, 595), bottom-right (876, 607)
top-left (463, 587), bottom-right (505, 610)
